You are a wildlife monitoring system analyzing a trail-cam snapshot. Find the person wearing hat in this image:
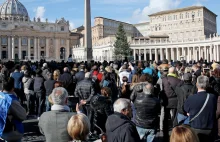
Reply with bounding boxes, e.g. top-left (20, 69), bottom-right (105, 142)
top-left (42, 63), bottom-right (51, 81)
top-left (38, 87), bottom-right (74, 142)
top-left (175, 73), bottom-right (194, 124)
